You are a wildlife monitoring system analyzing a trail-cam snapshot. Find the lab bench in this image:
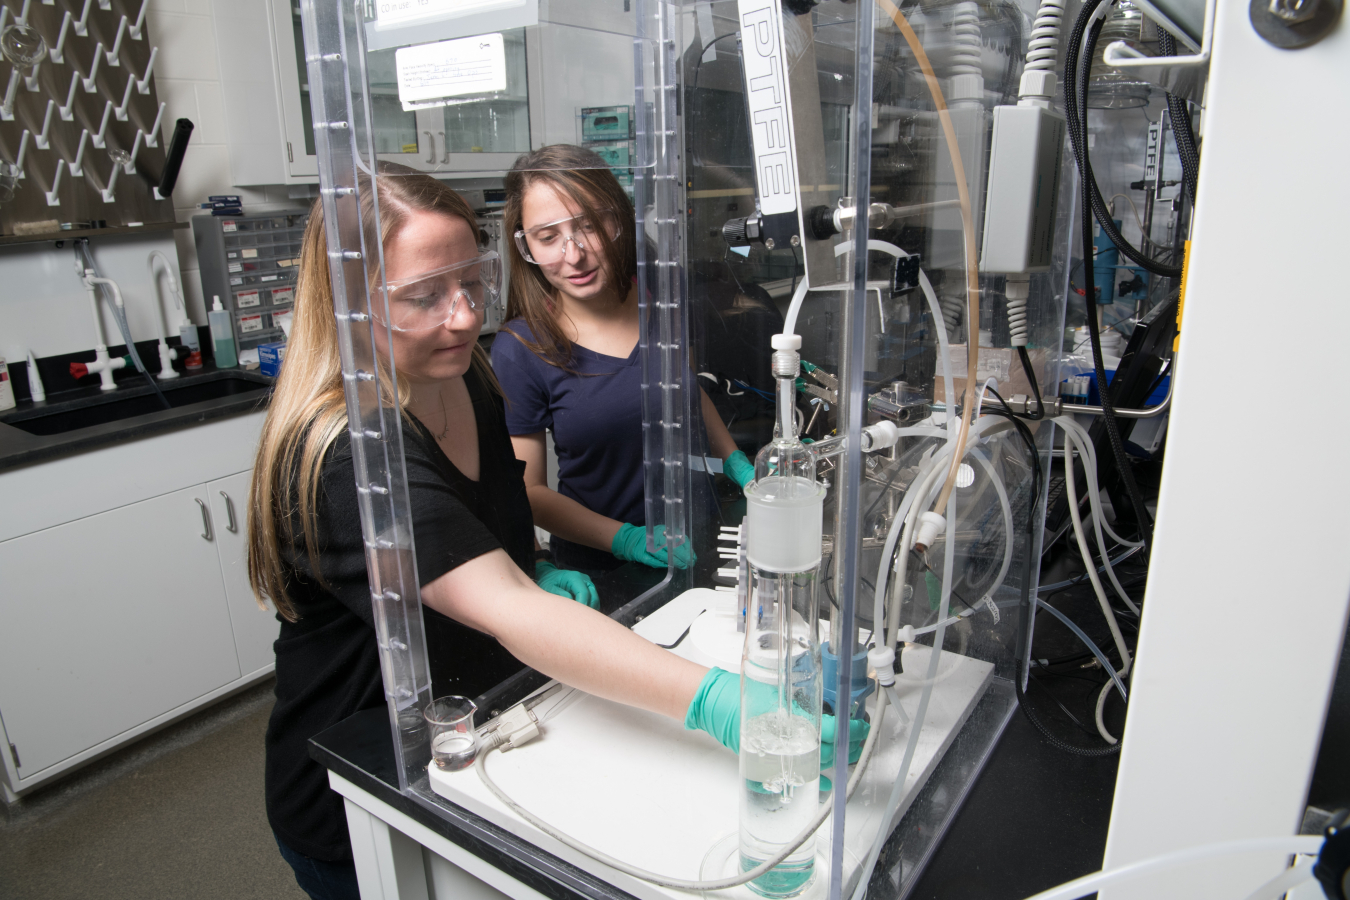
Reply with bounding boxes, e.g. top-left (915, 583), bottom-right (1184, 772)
top-left (309, 648), bottom-right (1115, 900)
